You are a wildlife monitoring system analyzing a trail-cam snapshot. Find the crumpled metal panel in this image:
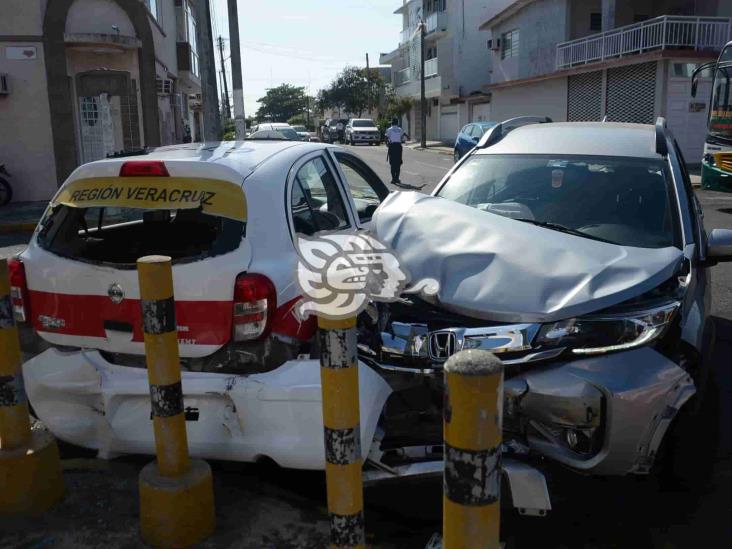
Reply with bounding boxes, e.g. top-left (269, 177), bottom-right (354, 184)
top-left (372, 192), bottom-right (684, 323)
